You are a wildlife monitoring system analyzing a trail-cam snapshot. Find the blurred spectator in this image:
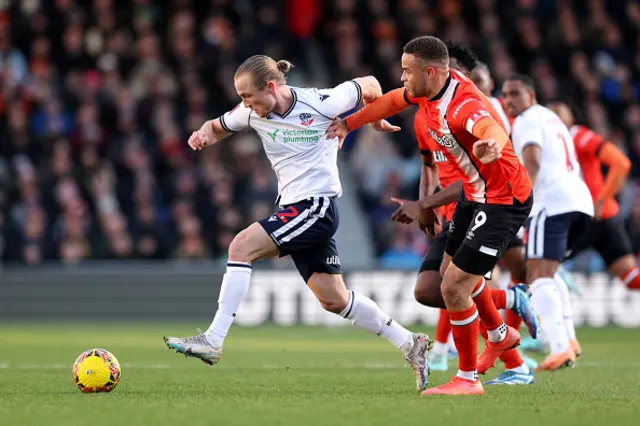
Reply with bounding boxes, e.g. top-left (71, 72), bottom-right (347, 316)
top-left (0, 0), bottom-right (639, 271)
